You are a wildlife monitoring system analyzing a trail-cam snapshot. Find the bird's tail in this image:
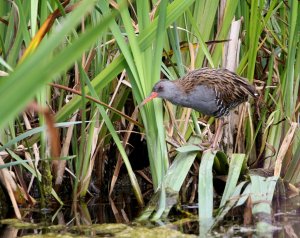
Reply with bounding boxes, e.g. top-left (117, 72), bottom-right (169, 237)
top-left (245, 84), bottom-right (259, 98)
